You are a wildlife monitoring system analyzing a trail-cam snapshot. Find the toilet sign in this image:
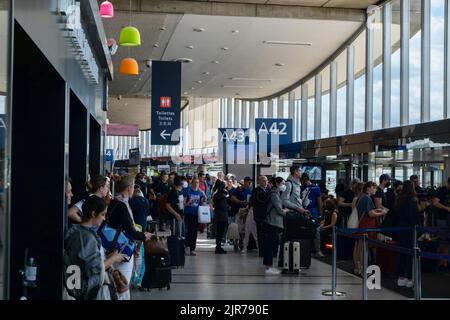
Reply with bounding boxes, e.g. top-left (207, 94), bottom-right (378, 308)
top-left (151, 61), bottom-right (181, 145)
